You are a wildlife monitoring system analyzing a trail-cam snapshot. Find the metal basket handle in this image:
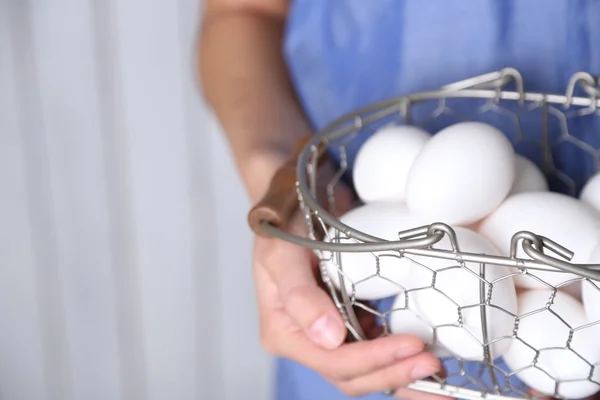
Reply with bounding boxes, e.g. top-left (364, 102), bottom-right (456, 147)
top-left (440, 67), bottom-right (524, 104)
top-left (248, 135), bottom-right (327, 237)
